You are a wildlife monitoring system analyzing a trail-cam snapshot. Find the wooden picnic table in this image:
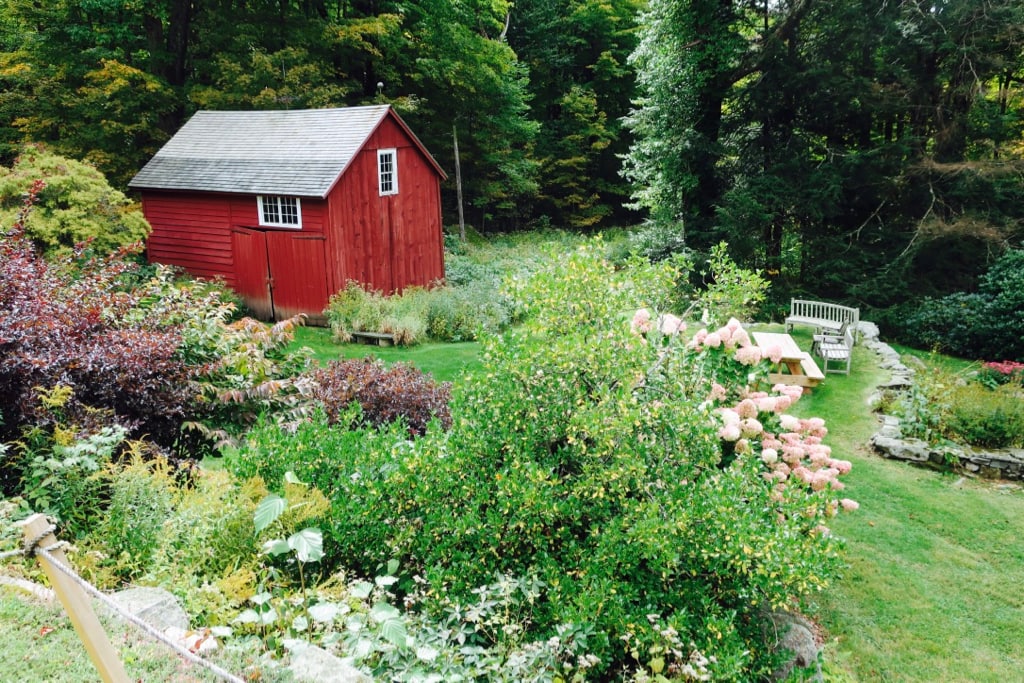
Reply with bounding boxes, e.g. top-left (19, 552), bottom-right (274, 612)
top-left (751, 331), bottom-right (825, 390)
